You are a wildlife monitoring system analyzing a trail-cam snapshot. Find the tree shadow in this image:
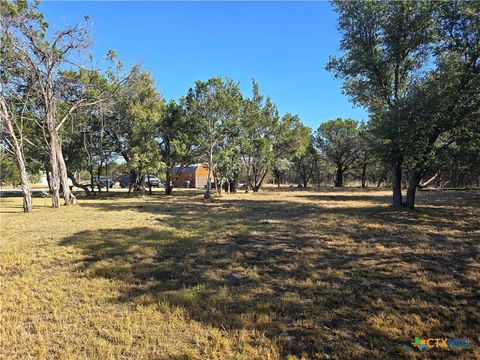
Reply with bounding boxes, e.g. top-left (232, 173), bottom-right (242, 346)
top-left (296, 193), bottom-right (393, 204)
top-left (60, 191), bottom-right (480, 358)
